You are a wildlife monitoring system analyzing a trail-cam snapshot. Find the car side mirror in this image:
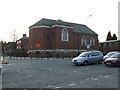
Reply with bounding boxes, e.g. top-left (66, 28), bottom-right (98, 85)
top-left (88, 55), bottom-right (91, 57)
